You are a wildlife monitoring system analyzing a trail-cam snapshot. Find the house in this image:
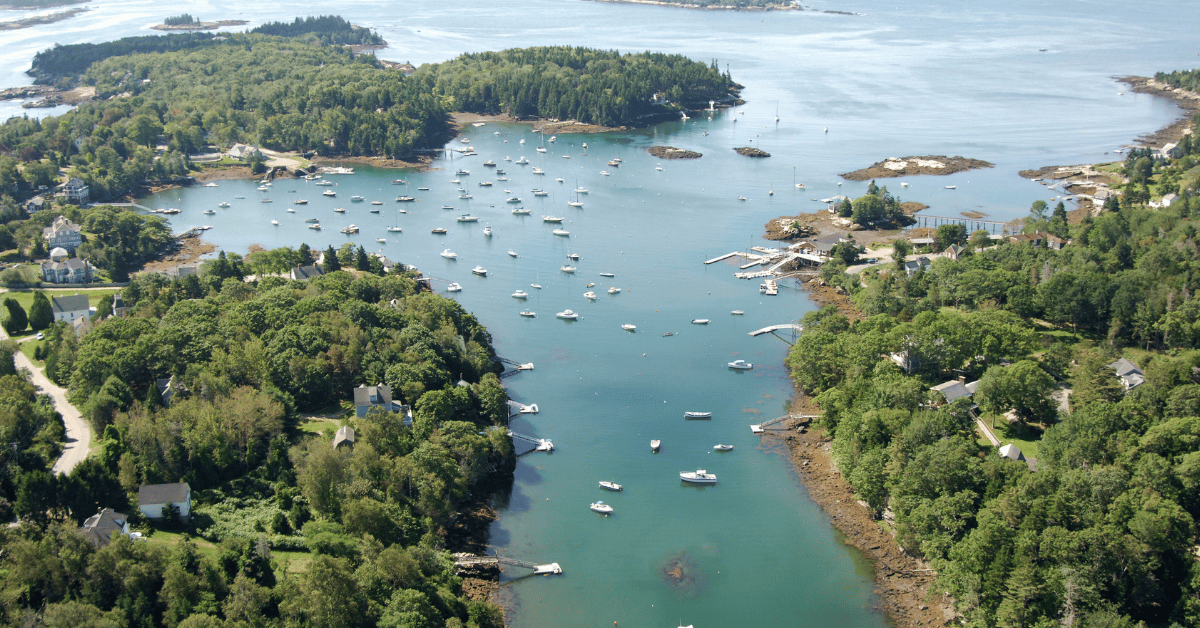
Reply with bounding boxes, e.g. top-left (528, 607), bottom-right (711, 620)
top-left (1044, 233), bottom-right (1068, 250)
top-left (156, 374), bottom-right (185, 407)
top-left (72, 316), bottom-right (92, 339)
top-left (998, 443), bottom-right (1025, 462)
top-left (910, 237), bottom-right (935, 248)
top-left (58, 178), bottom-right (89, 205)
top-left (931, 377), bottom-right (978, 405)
top-left (49, 247), bottom-right (68, 262)
top-left (42, 215), bottom-right (83, 252)
top-left (41, 258), bottom-right (92, 285)
top-left (1008, 233), bottom-right (1045, 247)
top-left (944, 244), bottom-right (965, 261)
top-left (290, 264), bottom-right (324, 281)
top-left (51, 294), bottom-right (90, 322)
top-left (1162, 193), bottom-right (1179, 208)
top-left (1108, 358), bottom-right (1145, 391)
top-left (903, 256), bottom-right (932, 276)
top-left (794, 233), bottom-right (846, 261)
top-left (137, 482), bottom-right (191, 521)
top-left (227, 143), bottom-right (262, 161)
top-left (333, 426), bottom-right (356, 449)
top-left (112, 294), bottom-right (127, 318)
top-left (78, 508), bottom-right (130, 547)
top-left (23, 195), bottom-right (45, 215)
top-left (354, 383), bottom-right (394, 417)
